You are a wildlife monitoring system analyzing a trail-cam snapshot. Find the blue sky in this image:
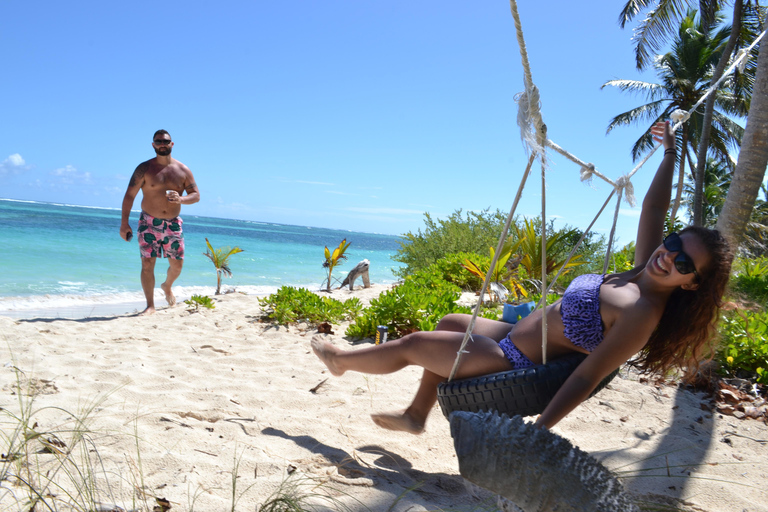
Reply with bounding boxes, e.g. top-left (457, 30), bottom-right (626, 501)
top-left (1, 1), bottom-right (682, 245)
